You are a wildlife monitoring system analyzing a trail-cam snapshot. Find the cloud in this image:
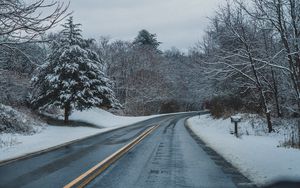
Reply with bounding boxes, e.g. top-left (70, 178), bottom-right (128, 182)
top-left (58, 0), bottom-right (222, 50)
